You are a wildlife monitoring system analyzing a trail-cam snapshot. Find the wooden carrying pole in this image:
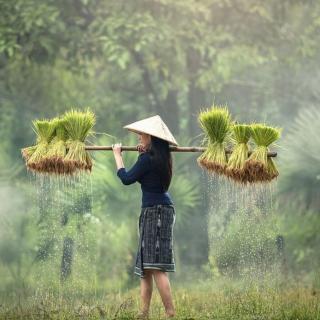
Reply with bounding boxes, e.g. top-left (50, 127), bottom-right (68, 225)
top-left (85, 146), bottom-right (277, 157)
